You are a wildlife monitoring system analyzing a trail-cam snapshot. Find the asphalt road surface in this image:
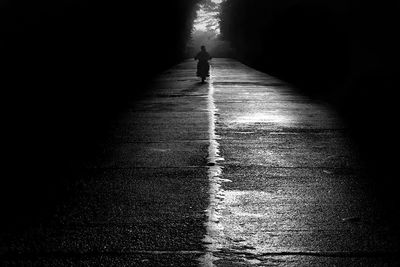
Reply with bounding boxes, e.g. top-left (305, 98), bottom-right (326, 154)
top-left (1, 59), bottom-right (399, 266)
